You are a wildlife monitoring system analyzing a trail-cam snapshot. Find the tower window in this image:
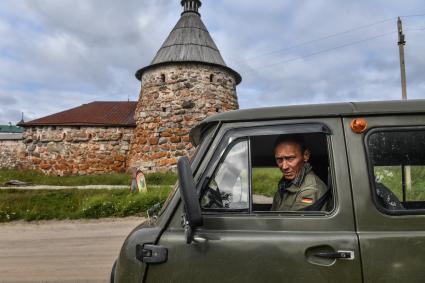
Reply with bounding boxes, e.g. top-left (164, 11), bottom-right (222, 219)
top-left (210, 74), bottom-right (214, 83)
top-left (161, 74), bottom-right (166, 83)
top-left (162, 107), bottom-right (167, 112)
